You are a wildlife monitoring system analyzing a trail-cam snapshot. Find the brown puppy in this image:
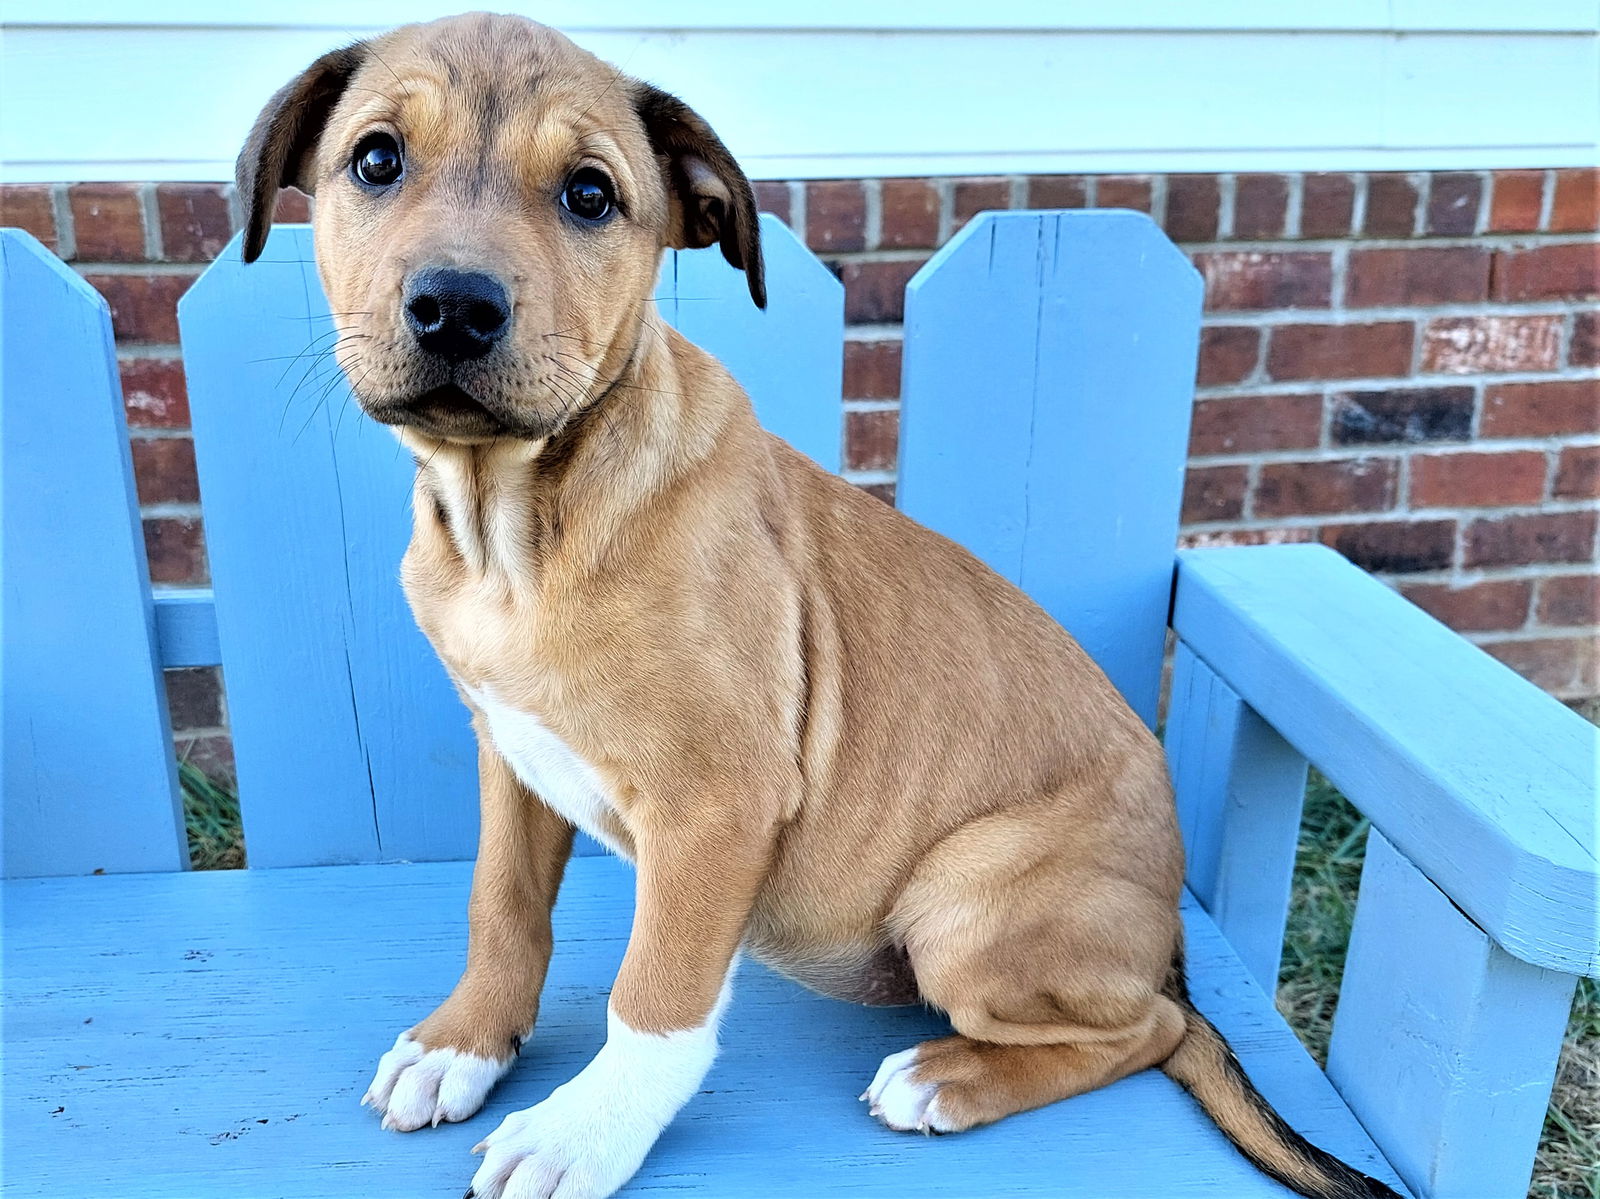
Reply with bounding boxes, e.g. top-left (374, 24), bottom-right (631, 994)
top-left (237, 14), bottom-right (1398, 1199)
